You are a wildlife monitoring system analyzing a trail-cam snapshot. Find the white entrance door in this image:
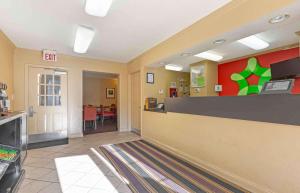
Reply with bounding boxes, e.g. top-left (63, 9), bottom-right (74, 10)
top-left (28, 67), bottom-right (68, 137)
